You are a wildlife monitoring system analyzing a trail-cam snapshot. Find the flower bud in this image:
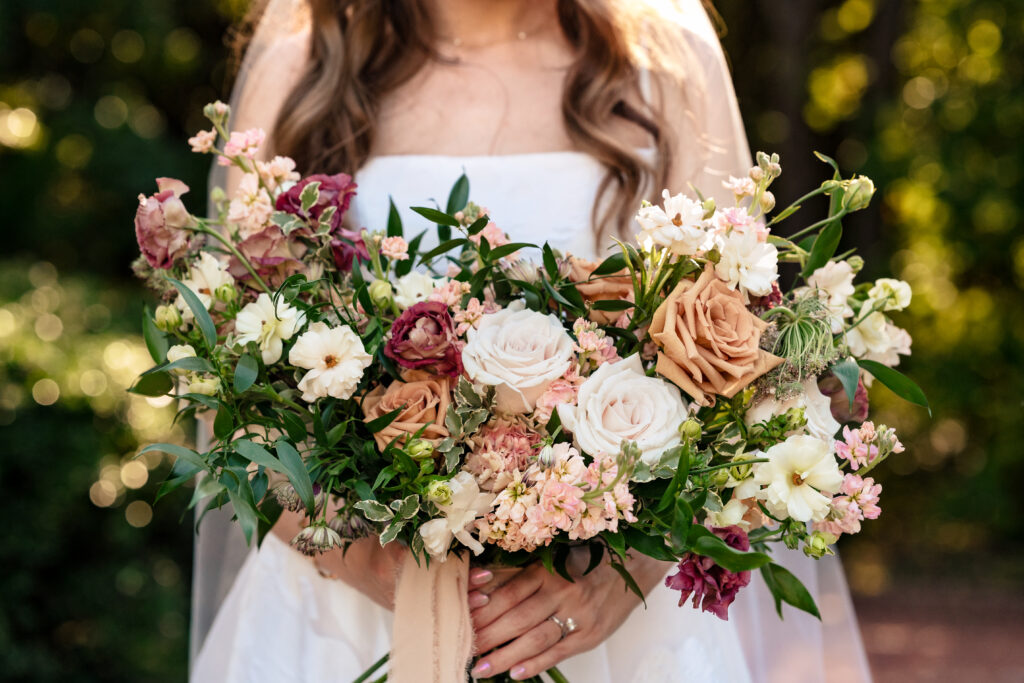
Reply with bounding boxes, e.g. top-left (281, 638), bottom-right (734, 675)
top-left (291, 522), bottom-right (343, 556)
top-left (729, 455), bottom-right (754, 481)
top-left (406, 438), bottom-right (435, 460)
top-left (847, 255), bottom-right (864, 273)
top-left (759, 190), bottom-right (776, 213)
top-left (273, 482), bottom-right (303, 512)
top-left (214, 282), bottom-right (238, 305)
top-left (426, 479), bottom-right (453, 507)
top-left (769, 162), bottom-right (782, 178)
top-left (188, 375), bottom-right (221, 396)
top-left (711, 468), bottom-right (731, 488)
top-left (701, 198), bottom-right (717, 220)
top-left (842, 176), bottom-right (875, 212)
top-left (679, 418), bottom-right (703, 441)
top-left (209, 186), bottom-right (227, 203)
top-left (821, 179), bottom-right (842, 194)
top-left (203, 100), bottom-right (230, 123)
top-left (749, 166), bottom-right (765, 182)
top-left (368, 279), bottom-right (394, 308)
top-left (166, 344), bottom-right (196, 374)
top-left (803, 531), bottom-right (837, 558)
top-left (155, 304), bottom-right (183, 332)
top-left (537, 444), bottom-right (556, 469)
